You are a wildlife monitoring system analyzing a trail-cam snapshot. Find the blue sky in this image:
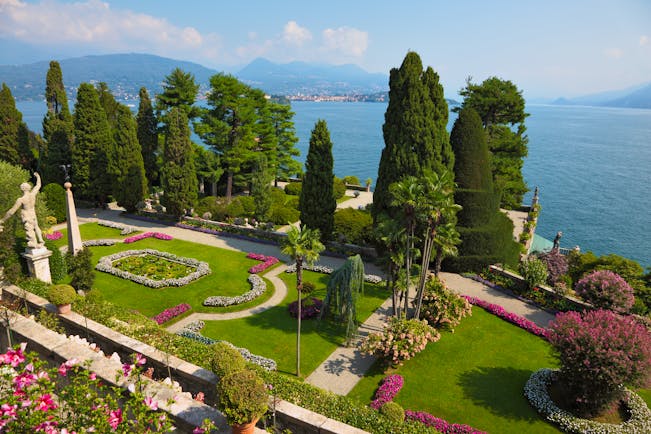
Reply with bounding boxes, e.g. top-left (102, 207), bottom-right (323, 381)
top-left (0, 0), bottom-right (650, 98)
